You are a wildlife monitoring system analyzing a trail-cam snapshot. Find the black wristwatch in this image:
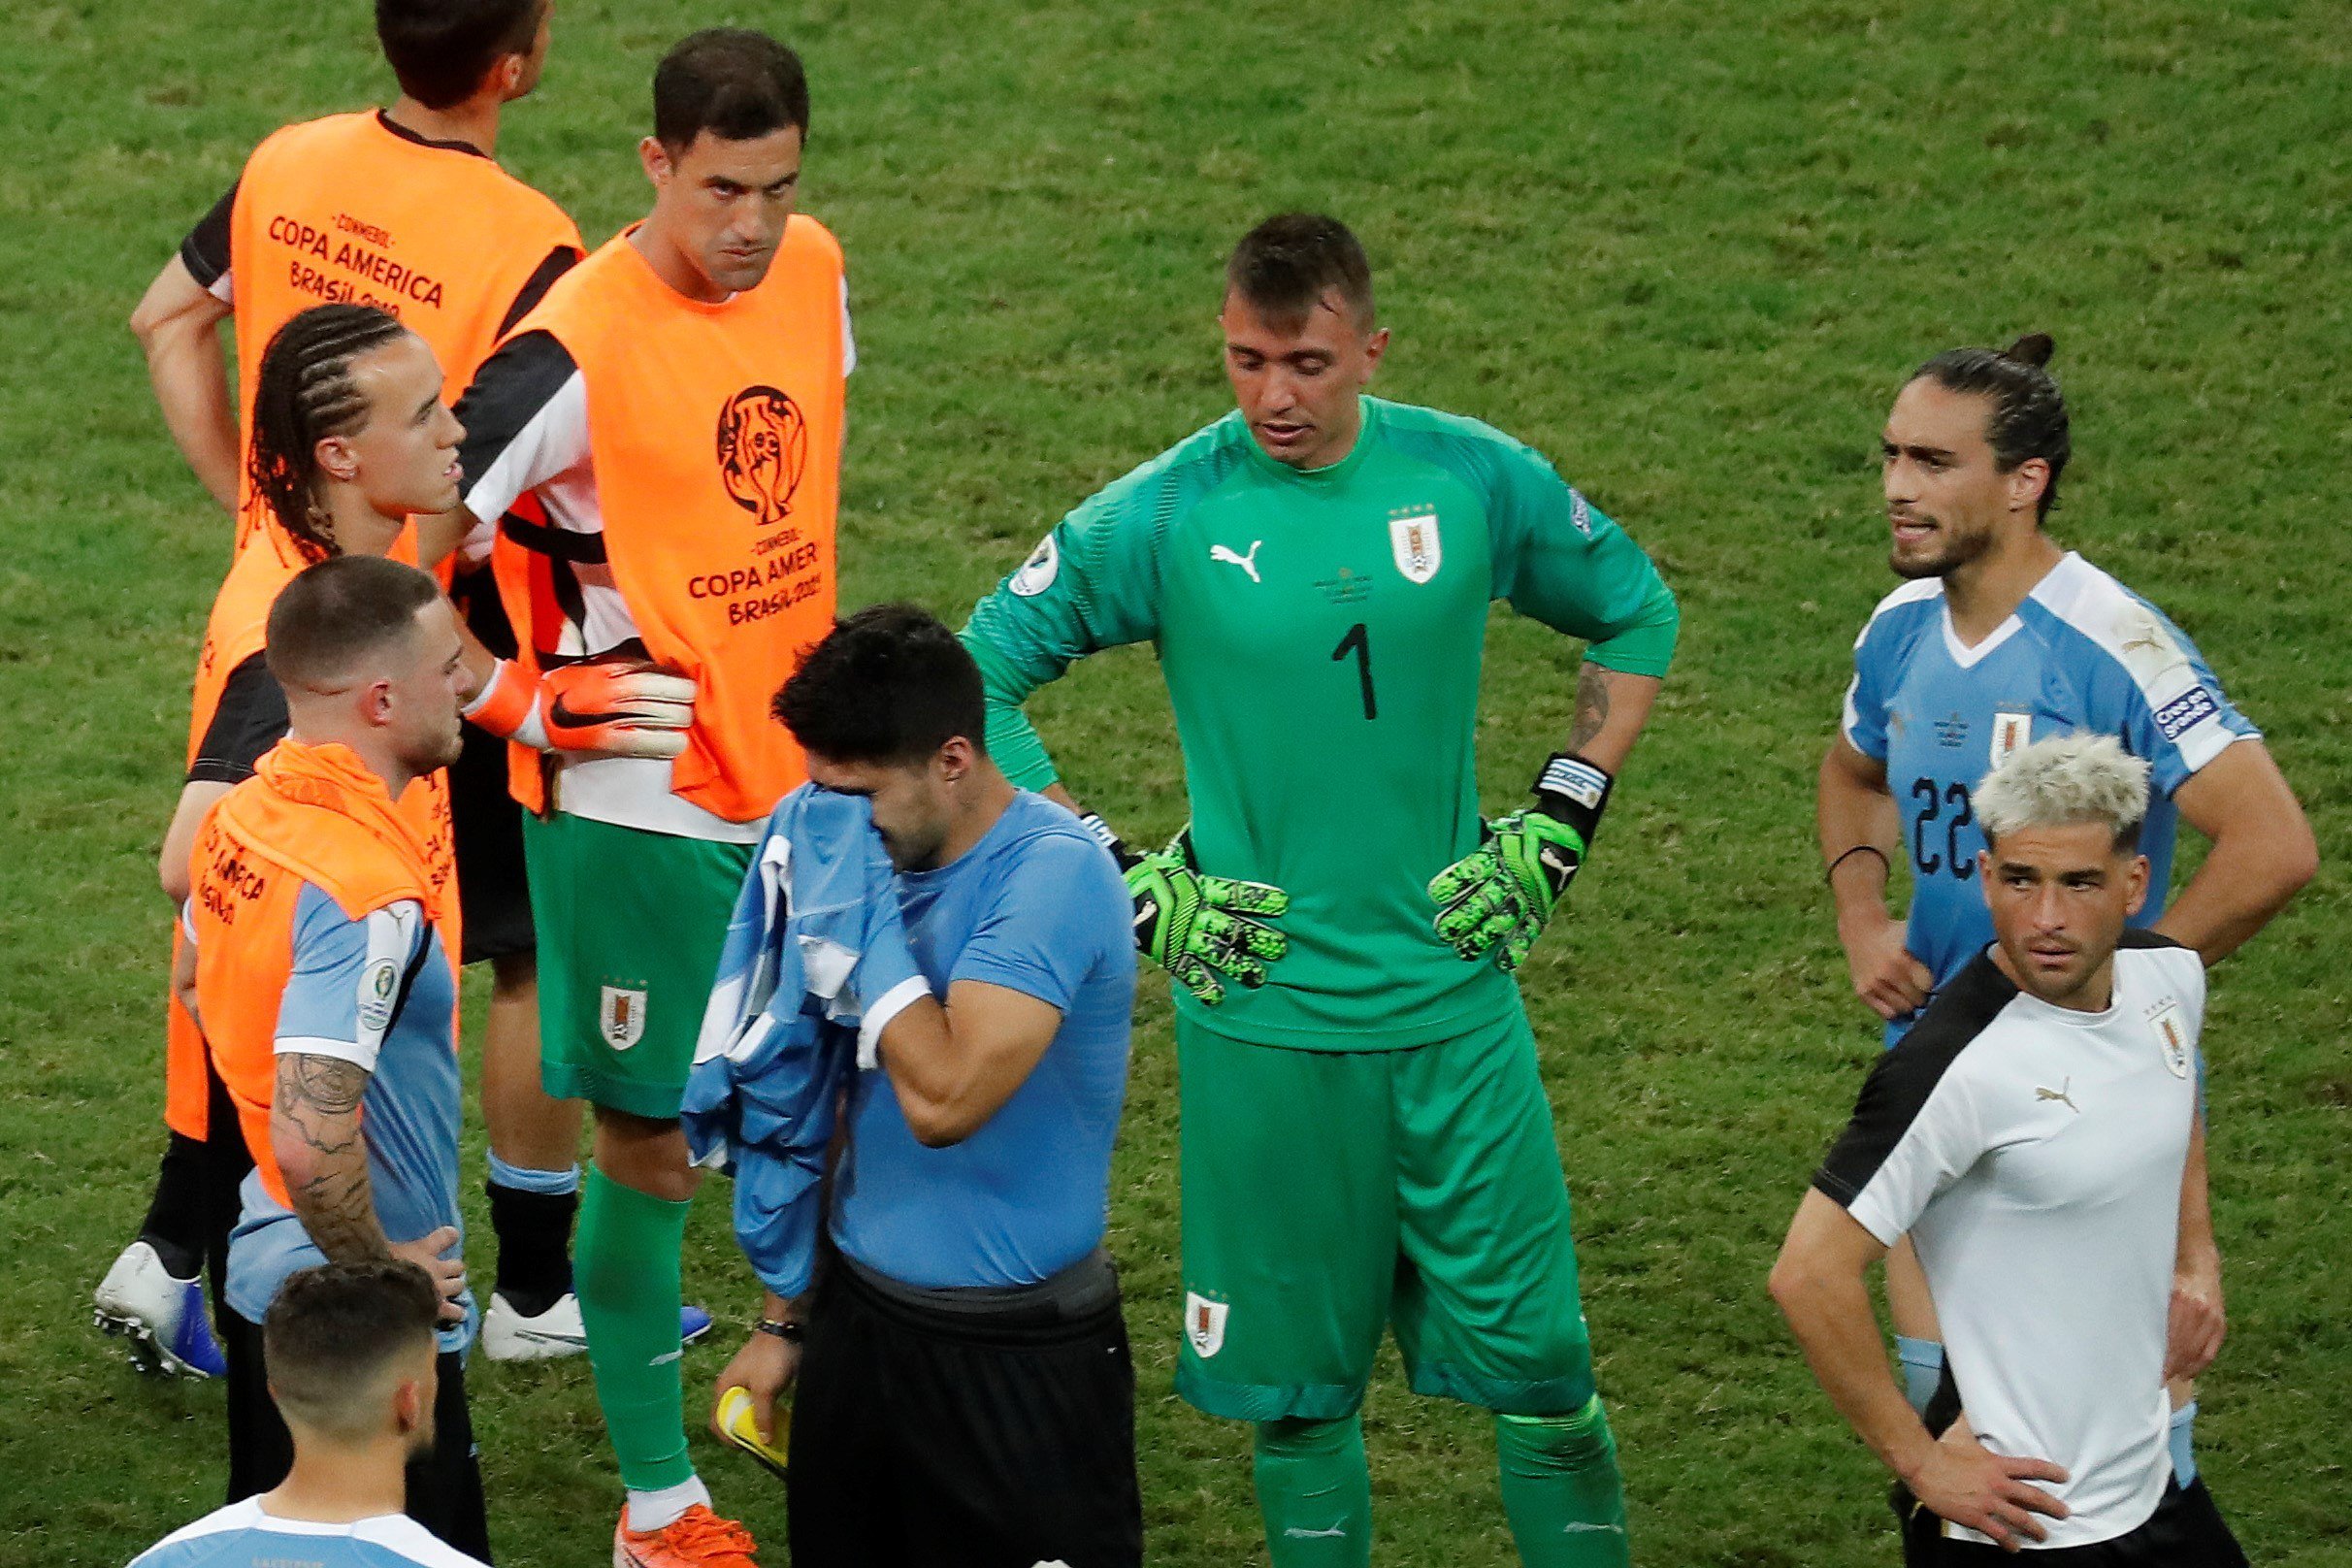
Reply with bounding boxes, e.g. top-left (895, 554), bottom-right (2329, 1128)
top-left (756, 1318), bottom-right (804, 1344)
